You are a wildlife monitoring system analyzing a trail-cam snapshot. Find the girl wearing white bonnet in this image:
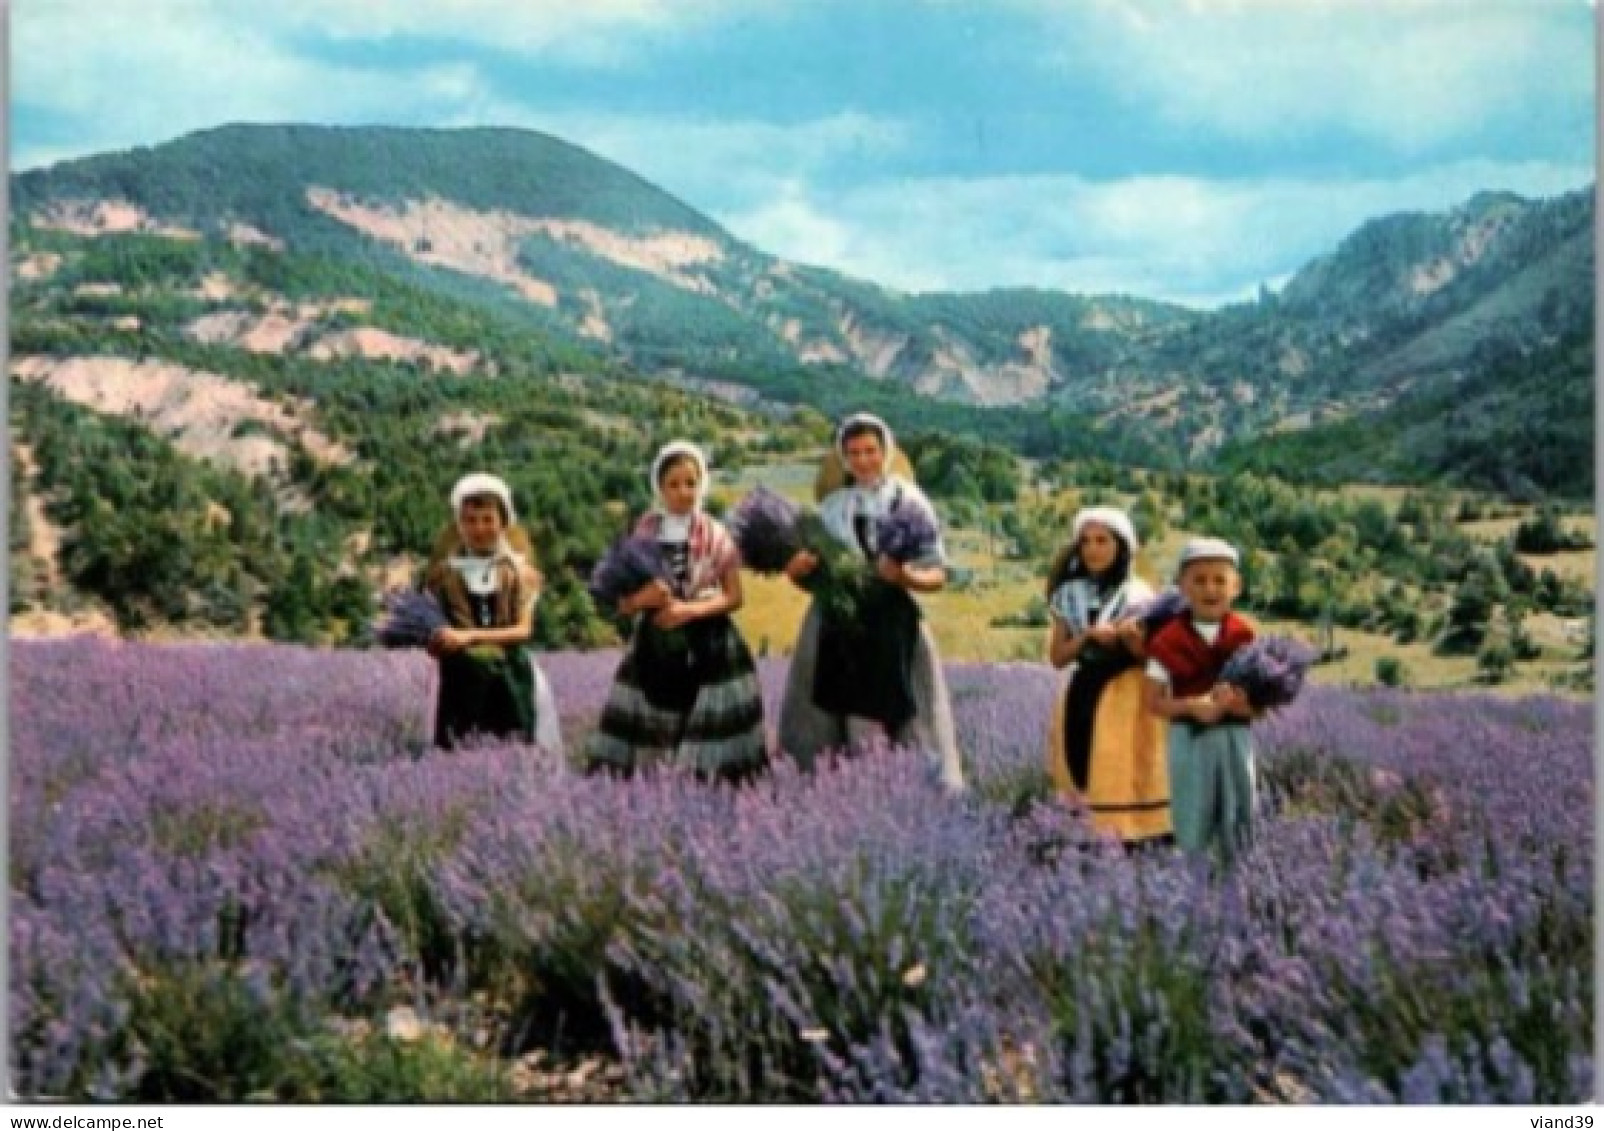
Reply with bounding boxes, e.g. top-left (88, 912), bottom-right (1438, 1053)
top-left (585, 441), bottom-right (767, 782)
top-left (776, 413), bottom-right (965, 792)
top-left (1044, 504), bottom-right (1171, 846)
top-left (423, 473), bottom-right (563, 754)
